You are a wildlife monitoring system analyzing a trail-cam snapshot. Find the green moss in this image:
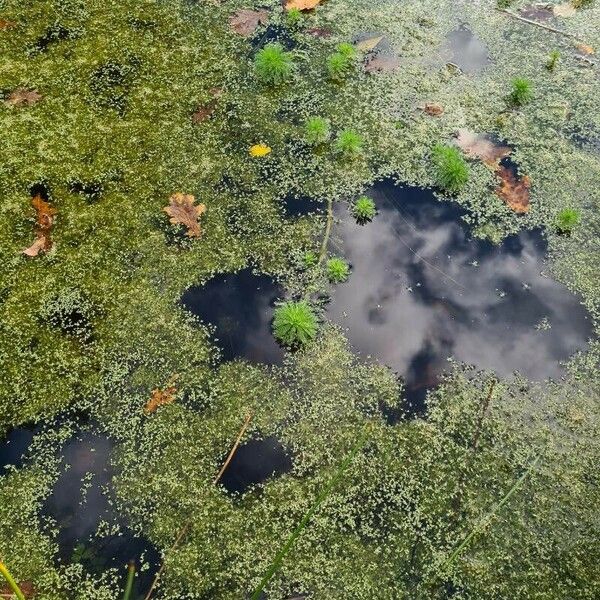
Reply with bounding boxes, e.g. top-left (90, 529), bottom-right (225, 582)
top-left (431, 143), bottom-right (470, 193)
top-left (335, 130), bottom-right (363, 157)
top-left (304, 116), bottom-right (331, 146)
top-left (254, 43), bottom-right (294, 86)
top-left (510, 77), bottom-right (534, 106)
